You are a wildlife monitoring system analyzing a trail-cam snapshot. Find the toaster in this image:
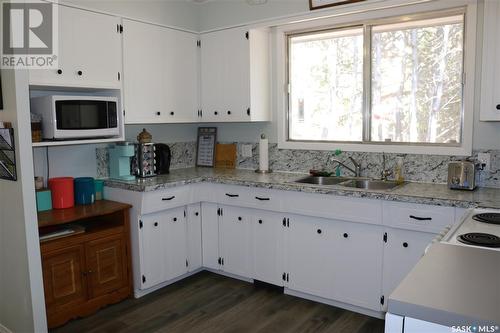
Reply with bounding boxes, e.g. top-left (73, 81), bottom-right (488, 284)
top-left (447, 161), bottom-right (477, 190)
